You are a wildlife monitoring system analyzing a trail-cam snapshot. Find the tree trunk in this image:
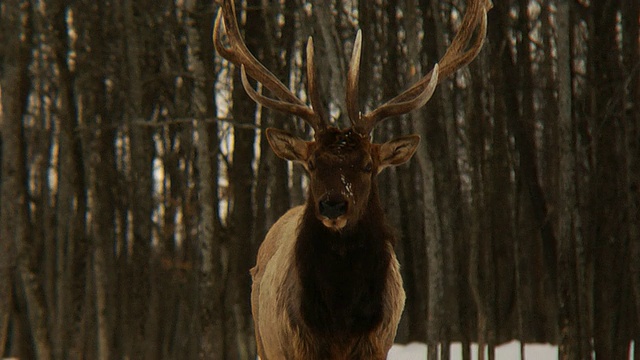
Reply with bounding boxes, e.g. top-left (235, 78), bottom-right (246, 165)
top-left (253, 0), bottom-right (295, 247)
top-left (486, 3), bottom-right (515, 349)
top-left (1, 1), bottom-right (52, 358)
top-left (467, 53), bottom-right (488, 358)
top-left (554, 1), bottom-right (587, 358)
top-left (226, 1), bottom-right (263, 357)
top-left (309, 0), bottom-right (348, 126)
top-left (191, 0), bottom-right (225, 358)
top-left (47, 1), bottom-right (90, 358)
top-left (621, 0), bottom-right (640, 340)
top-left (400, 0), bottom-right (431, 344)
top-left (121, 0), bottom-right (155, 357)
top-left (590, 0), bottom-right (632, 357)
